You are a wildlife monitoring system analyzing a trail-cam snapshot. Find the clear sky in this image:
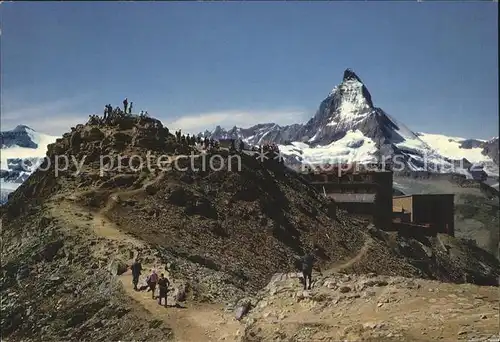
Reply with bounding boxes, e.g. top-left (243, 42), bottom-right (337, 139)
top-left (1, 2), bottom-right (498, 139)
